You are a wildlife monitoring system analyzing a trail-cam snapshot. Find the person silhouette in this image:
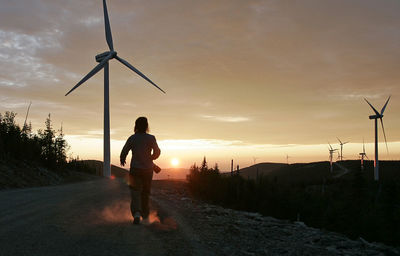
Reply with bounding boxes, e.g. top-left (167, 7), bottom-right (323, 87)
top-left (120, 117), bottom-right (161, 224)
